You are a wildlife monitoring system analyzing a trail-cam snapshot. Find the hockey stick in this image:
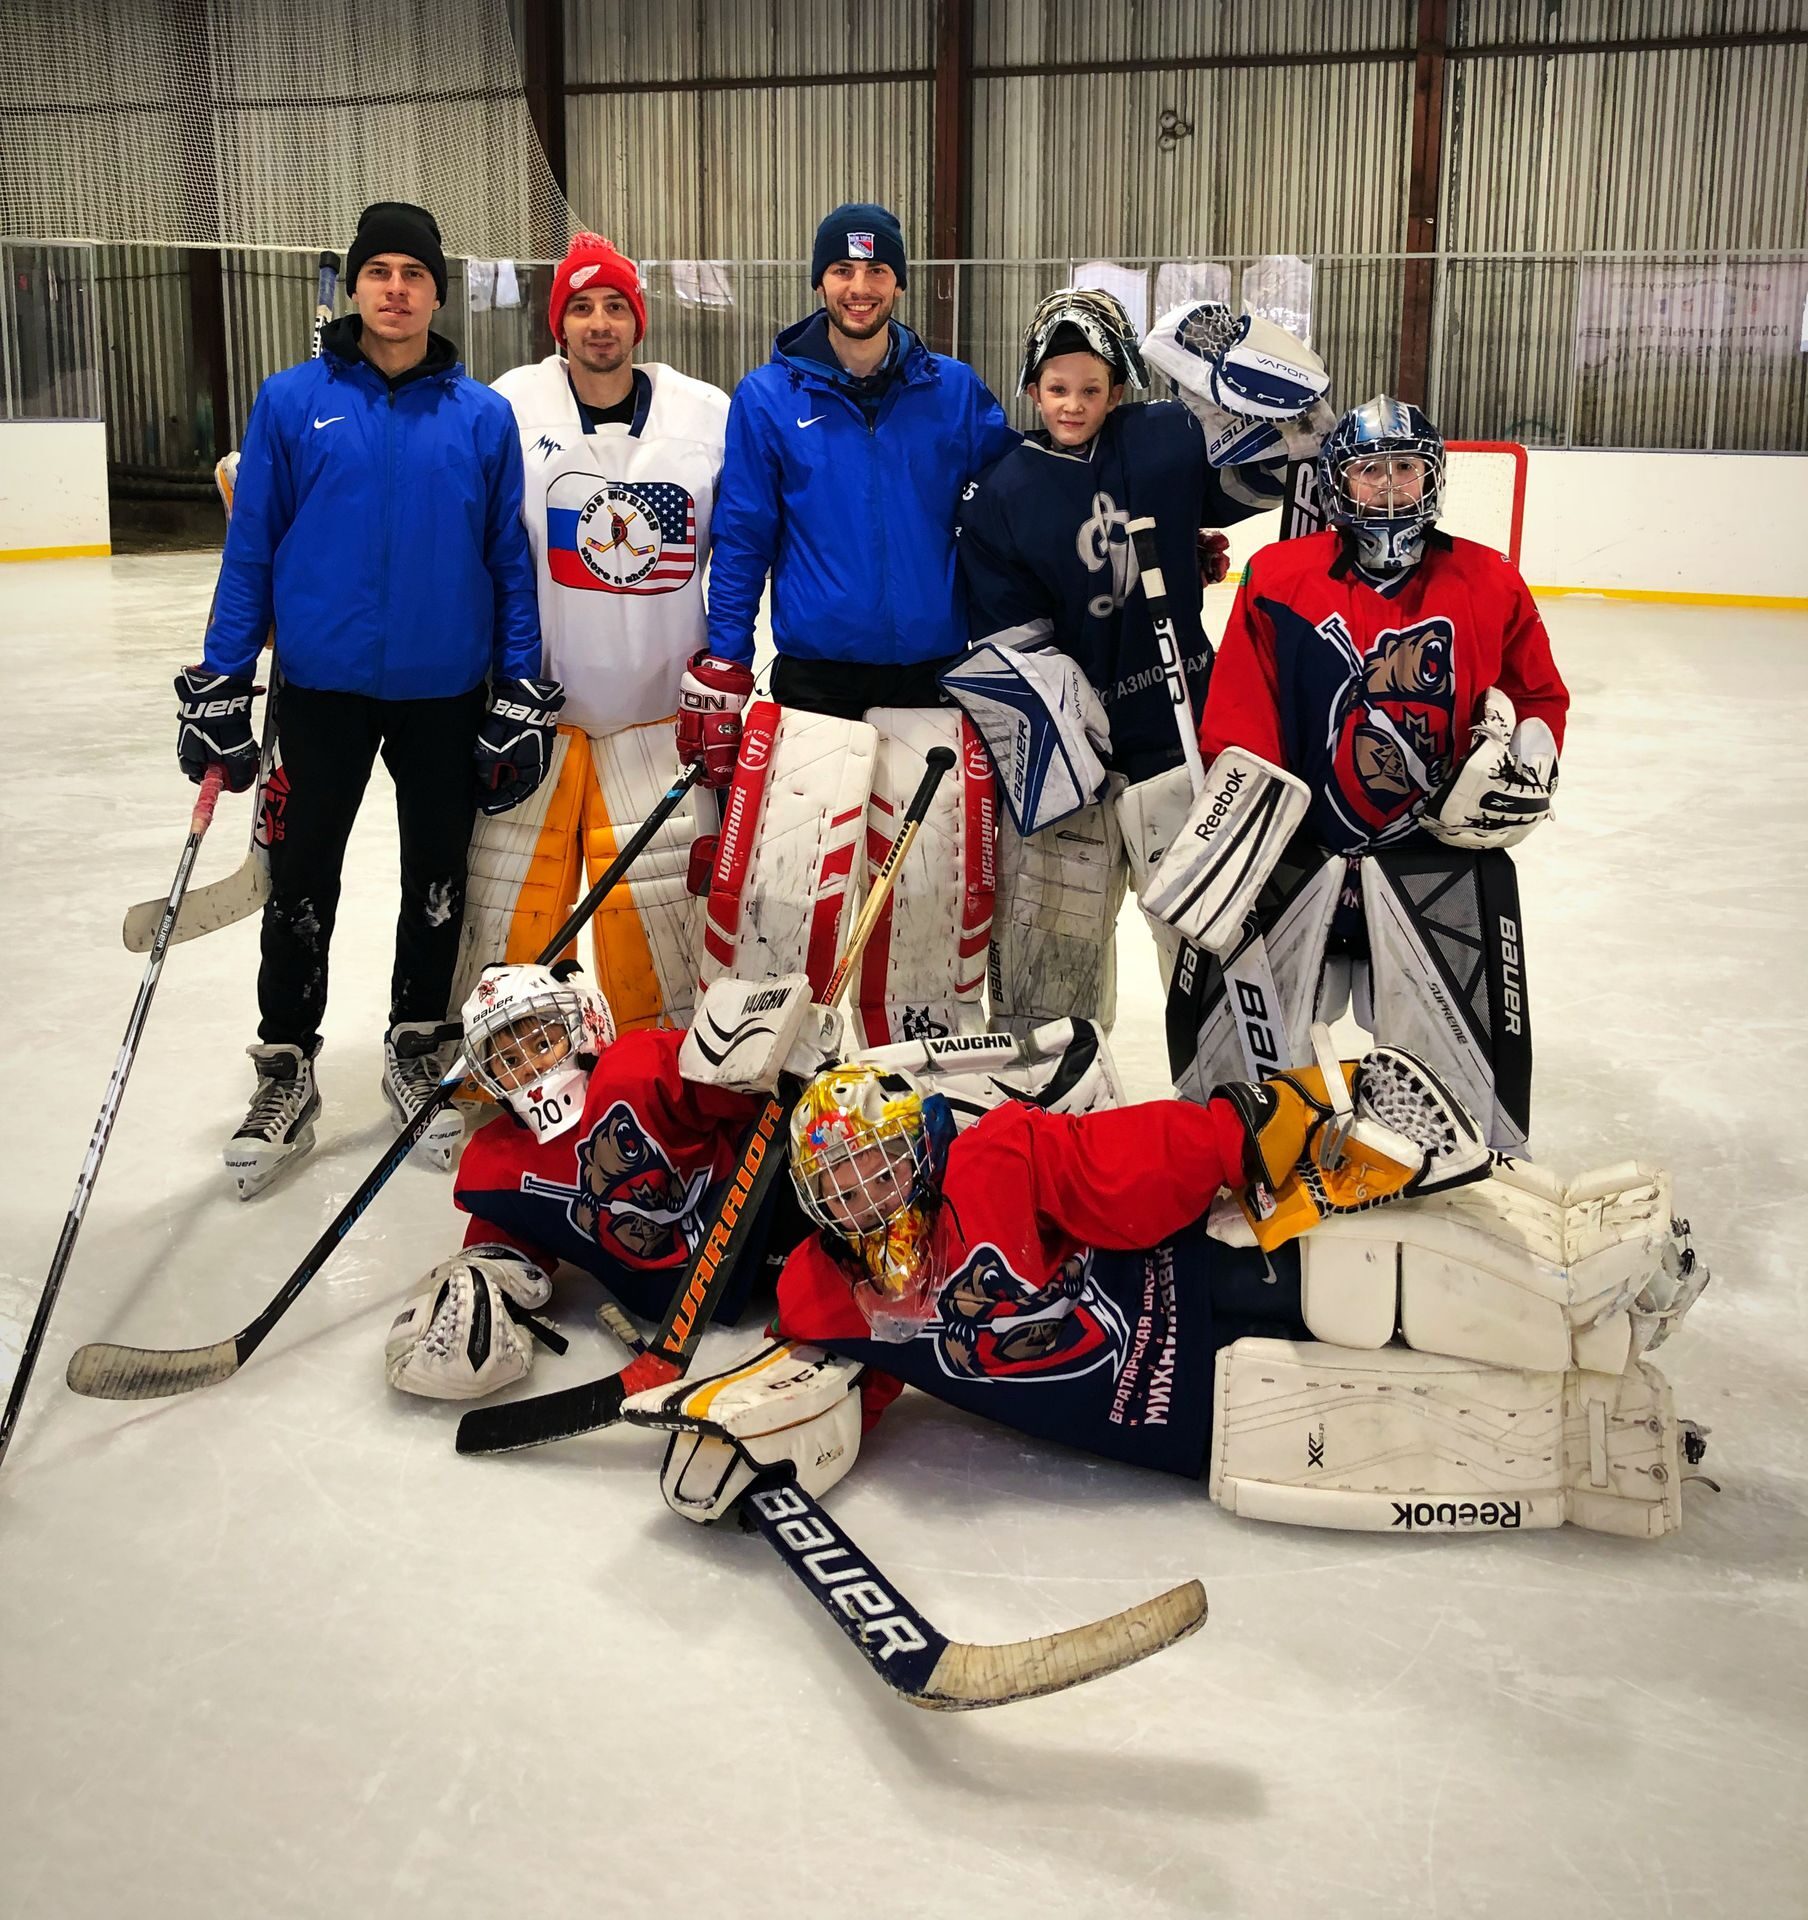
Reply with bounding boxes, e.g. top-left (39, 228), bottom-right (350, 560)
top-left (1, 769), bottom-right (229, 1471)
top-left (743, 1475), bottom-right (1206, 1710)
top-left (1126, 516), bottom-right (1289, 1080)
top-left (591, 1293), bottom-right (1207, 1710)
top-left (64, 762), bottom-right (707, 1404)
top-left (454, 744), bottom-right (960, 1456)
top-left (121, 252), bottom-right (340, 953)
top-left (122, 660), bottom-right (277, 950)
